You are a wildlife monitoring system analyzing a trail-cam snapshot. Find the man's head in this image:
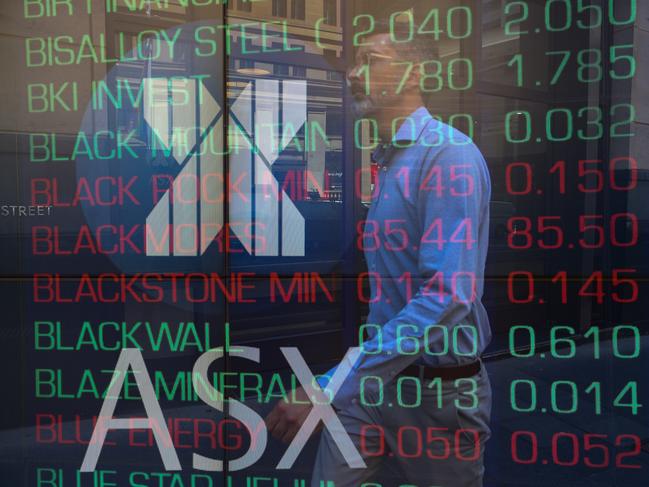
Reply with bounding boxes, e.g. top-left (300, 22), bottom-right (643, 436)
top-left (347, 20), bottom-right (435, 118)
